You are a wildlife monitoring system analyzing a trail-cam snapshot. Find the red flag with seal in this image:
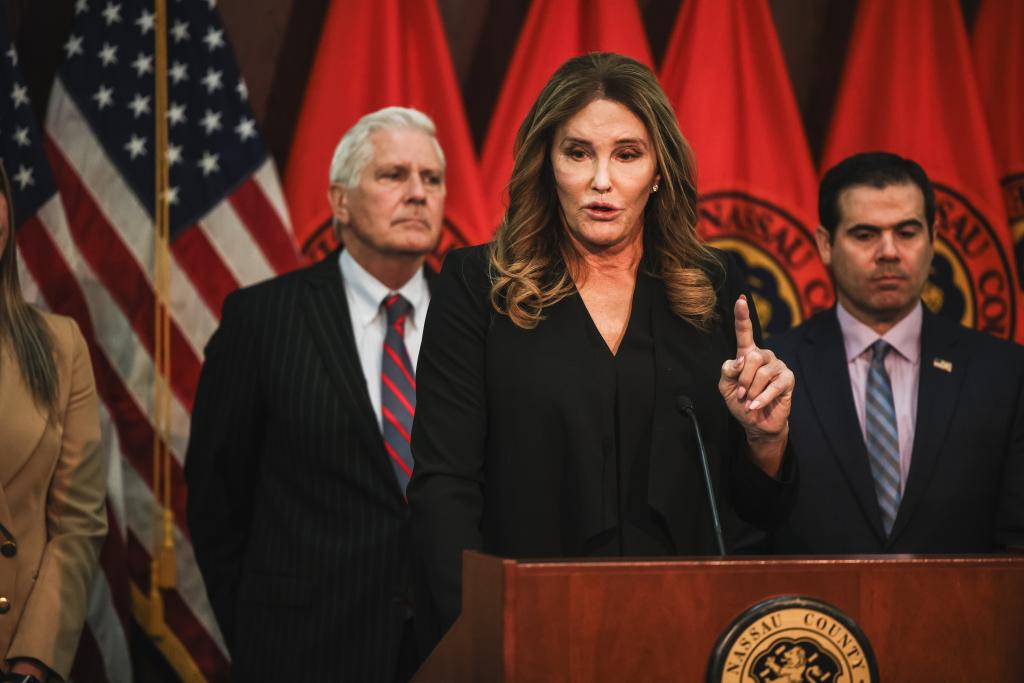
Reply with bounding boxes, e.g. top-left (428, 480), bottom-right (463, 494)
top-left (822, 0), bottom-right (1023, 341)
top-left (973, 0), bottom-right (1024, 295)
top-left (479, 0), bottom-right (653, 230)
top-left (284, 0), bottom-right (489, 267)
top-left (660, 0), bottom-right (831, 336)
